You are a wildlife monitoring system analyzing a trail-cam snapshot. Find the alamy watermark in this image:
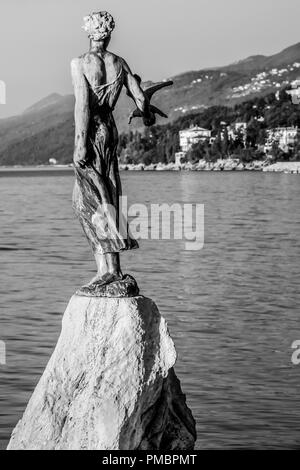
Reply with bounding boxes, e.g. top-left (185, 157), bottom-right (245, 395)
top-left (91, 196), bottom-right (204, 251)
top-left (0, 80), bottom-right (6, 104)
top-left (0, 341), bottom-right (6, 365)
